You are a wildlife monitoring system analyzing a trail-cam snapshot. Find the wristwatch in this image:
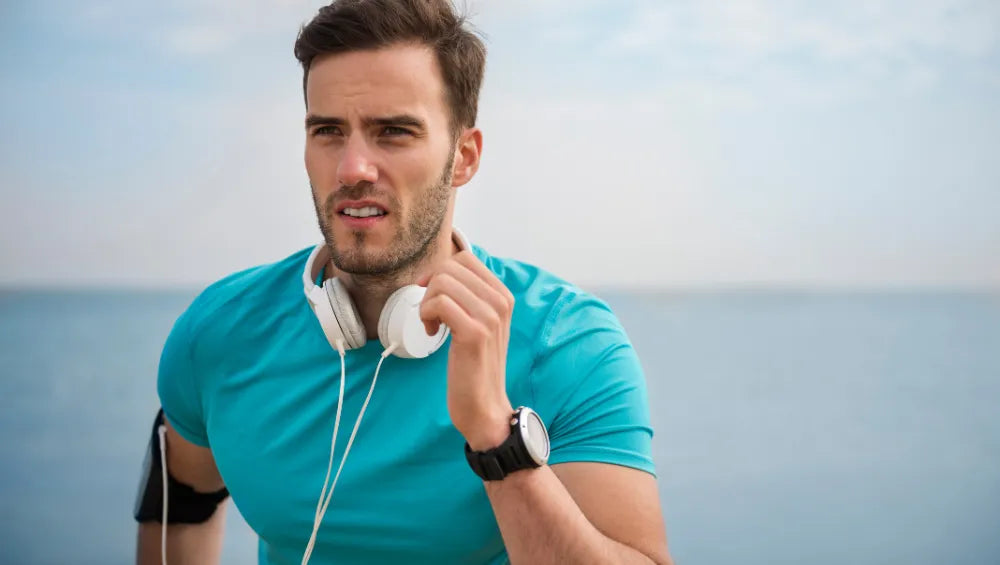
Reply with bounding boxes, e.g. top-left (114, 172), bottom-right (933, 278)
top-left (464, 406), bottom-right (550, 481)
